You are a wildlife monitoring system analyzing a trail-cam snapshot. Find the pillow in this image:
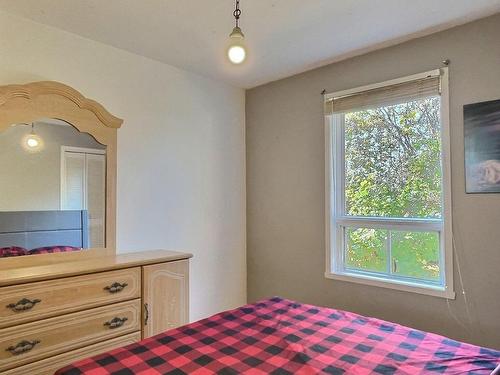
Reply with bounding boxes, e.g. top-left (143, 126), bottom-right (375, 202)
top-left (29, 246), bottom-right (81, 254)
top-left (0, 246), bottom-right (29, 257)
